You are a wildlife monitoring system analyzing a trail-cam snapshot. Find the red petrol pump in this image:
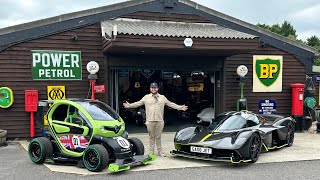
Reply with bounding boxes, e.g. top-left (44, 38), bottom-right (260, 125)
top-left (25, 90), bottom-right (38, 138)
top-left (291, 83), bottom-right (304, 131)
top-left (86, 61), bottom-right (99, 100)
